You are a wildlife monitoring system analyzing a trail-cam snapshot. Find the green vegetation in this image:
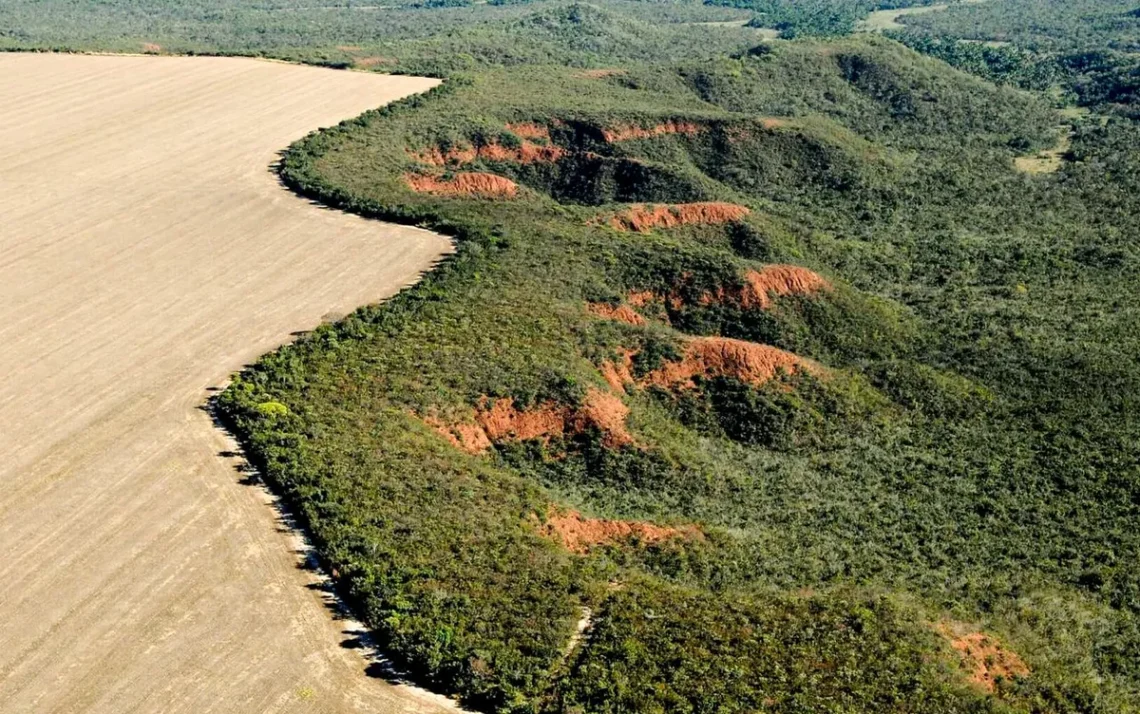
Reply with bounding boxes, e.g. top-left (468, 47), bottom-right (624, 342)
top-left (216, 34), bottom-right (1140, 714)
top-left (13, 0), bottom-right (1140, 711)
